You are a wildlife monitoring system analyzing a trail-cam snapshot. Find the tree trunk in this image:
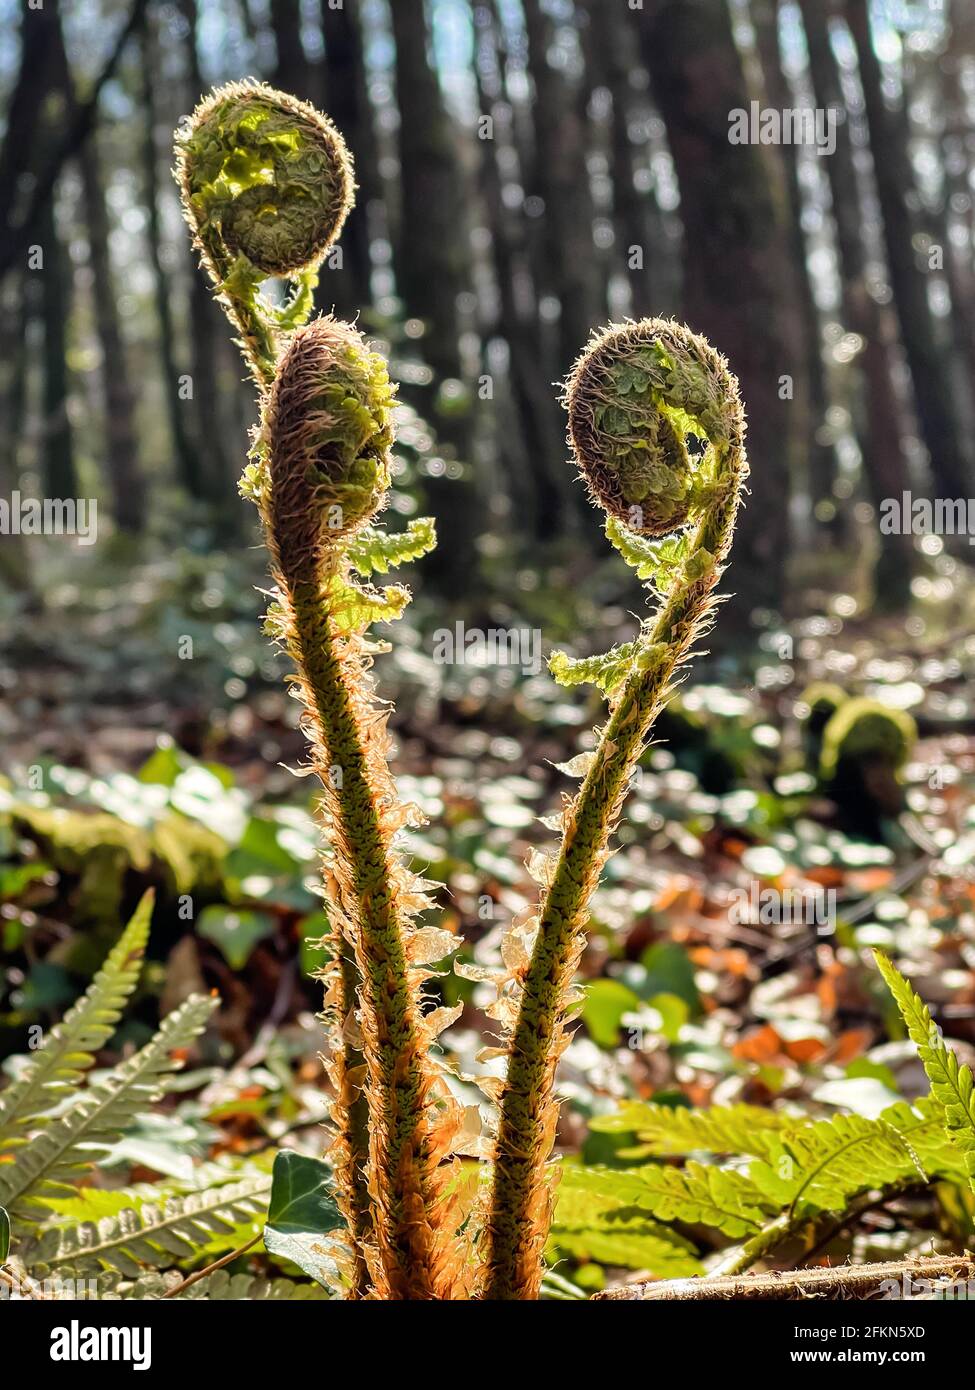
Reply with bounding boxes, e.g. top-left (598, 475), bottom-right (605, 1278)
top-left (846, 0), bottom-right (973, 499)
top-left (388, 0), bottom-right (467, 379)
top-left (798, 0), bottom-right (915, 606)
top-left (318, 0), bottom-right (378, 316)
top-left (751, 0), bottom-right (836, 540)
top-left (270, 0), bottom-right (312, 102)
top-left (639, 0), bottom-right (806, 626)
top-left (521, 0), bottom-right (602, 378)
top-left (38, 198), bottom-right (77, 502)
top-left (141, 14), bottom-right (199, 499)
top-left (178, 0), bottom-right (238, 521)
